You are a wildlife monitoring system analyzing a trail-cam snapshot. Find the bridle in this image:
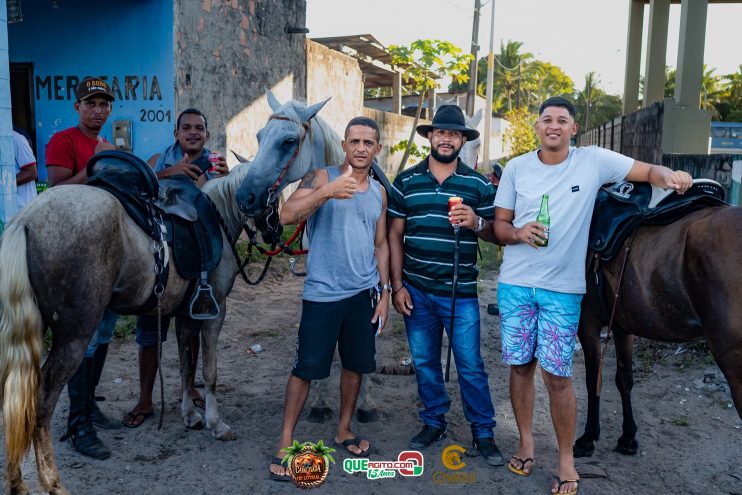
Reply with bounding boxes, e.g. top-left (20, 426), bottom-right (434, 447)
top-left (230, 115), bottom-right (312, 285)
top-left (263, 115), bottom-right (311, 208)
